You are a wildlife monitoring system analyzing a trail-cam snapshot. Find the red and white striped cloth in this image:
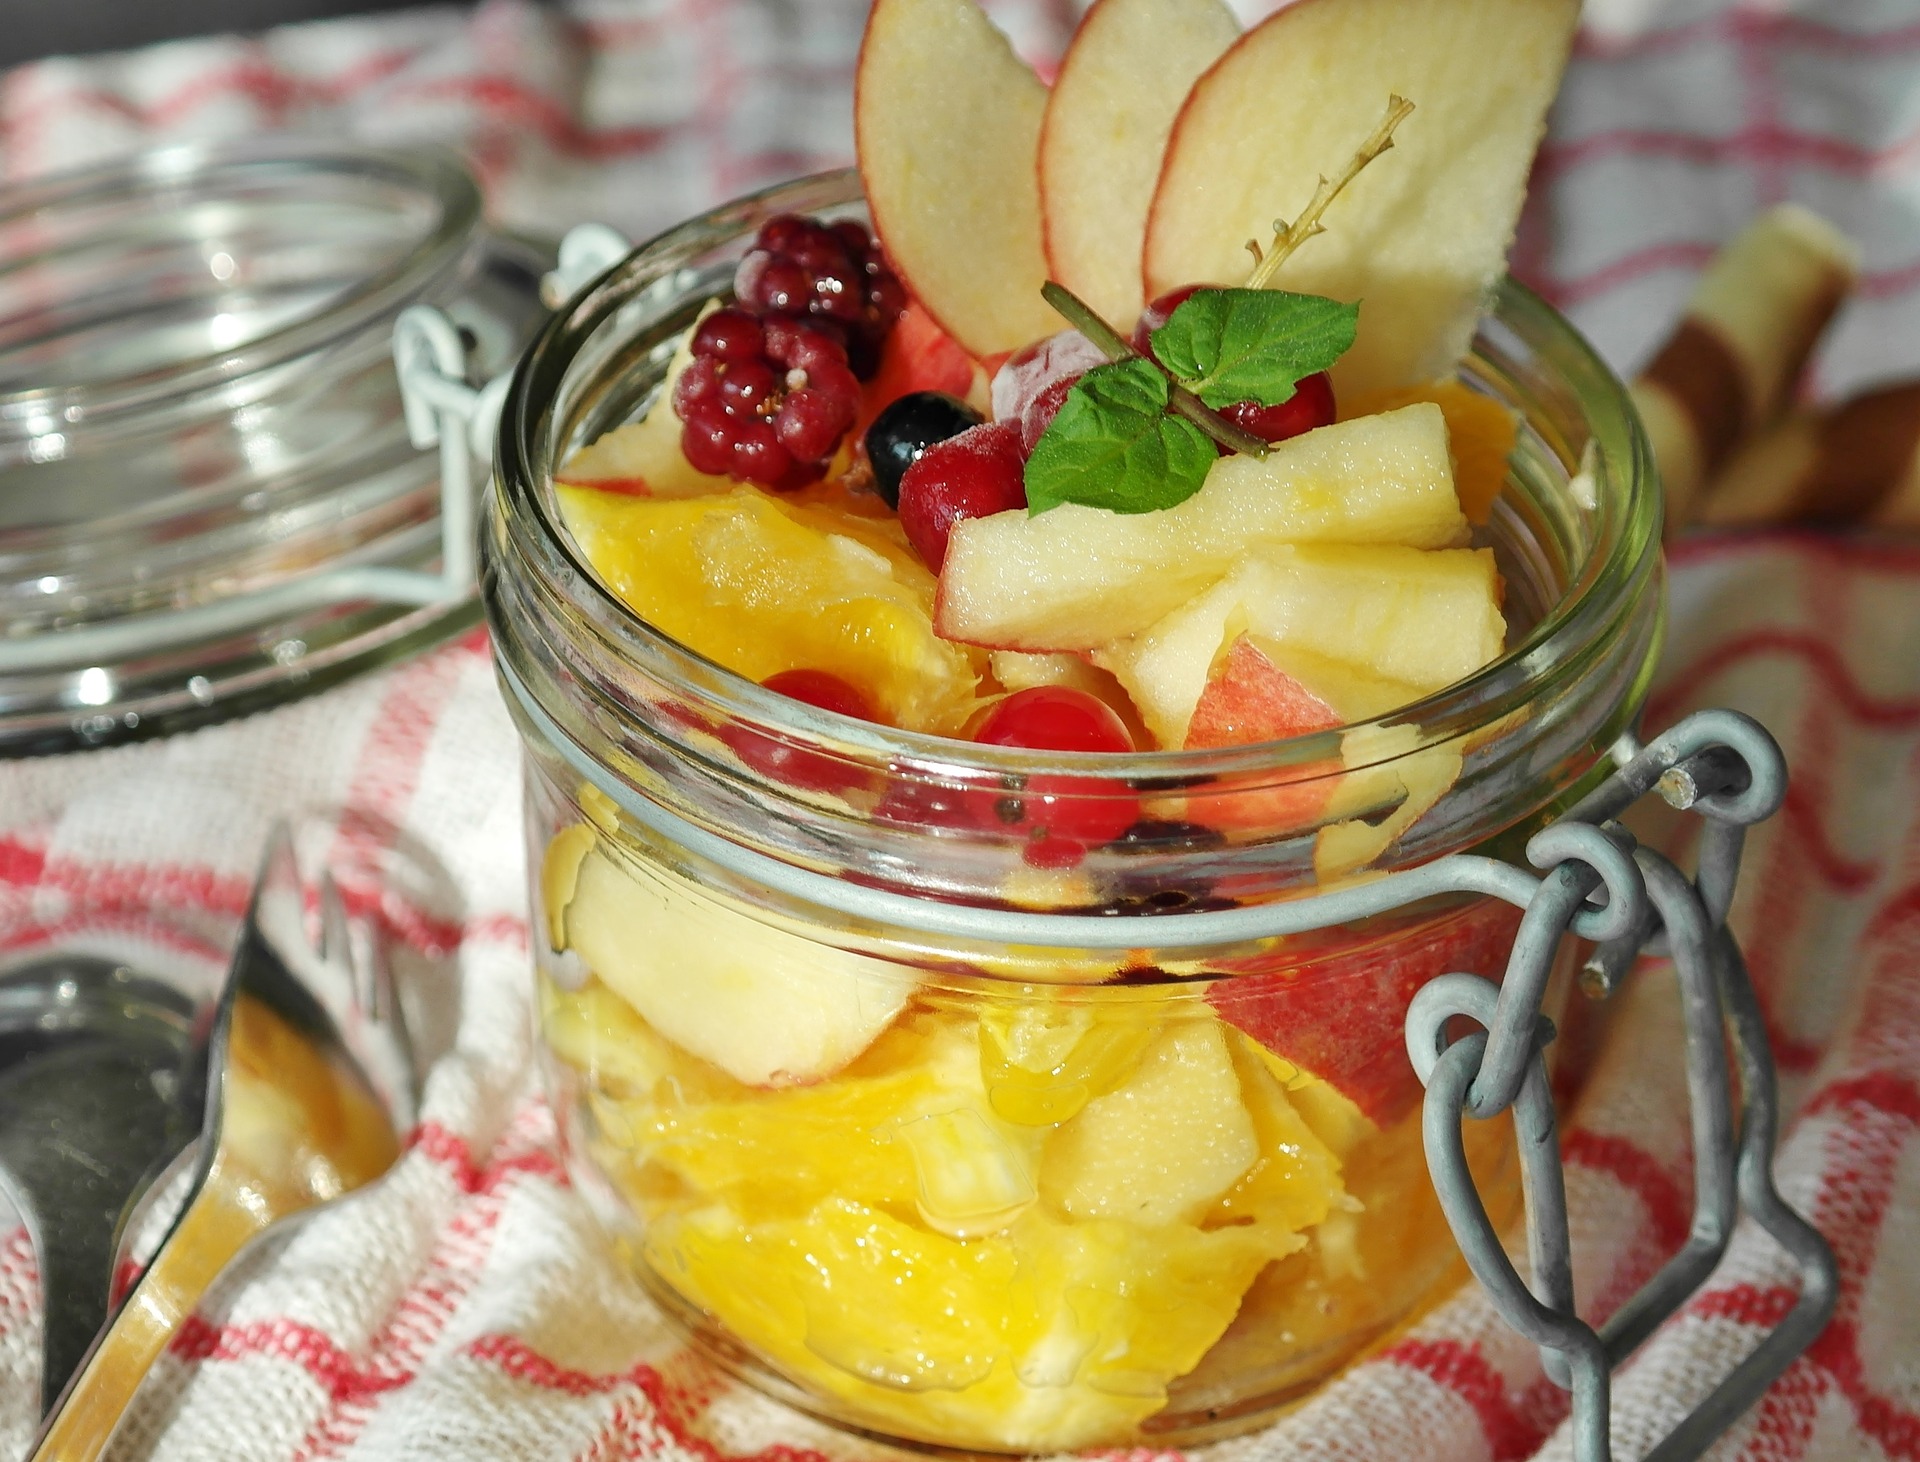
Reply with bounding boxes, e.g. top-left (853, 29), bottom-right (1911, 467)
top-left (0, 1), bottom-right (1916, 1459)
